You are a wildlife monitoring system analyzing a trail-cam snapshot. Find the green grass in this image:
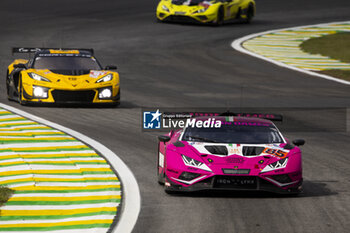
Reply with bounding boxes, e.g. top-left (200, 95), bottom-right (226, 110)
top-left (300, 32), bottom-right (350, 81)
top-left (0, 187), bottom-right (14, 206)
top-left (319, 70), bottom-right (350, 82)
